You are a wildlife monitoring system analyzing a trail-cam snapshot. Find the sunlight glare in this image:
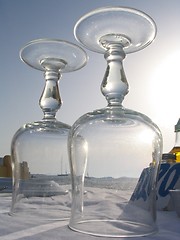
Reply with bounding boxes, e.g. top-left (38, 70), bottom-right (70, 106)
top-left (149, 50), bottom-right (180, 123)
